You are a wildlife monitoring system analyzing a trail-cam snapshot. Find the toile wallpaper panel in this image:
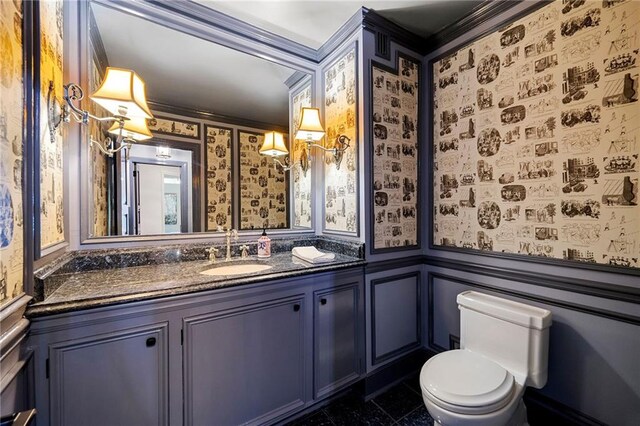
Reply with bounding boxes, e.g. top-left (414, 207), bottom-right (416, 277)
top-left (89, 53), bottom-right (110, 237)
top-left (432, 0), bottom-right (640, 269)
top-left (39, 0), bottom-right (65, 248)
top-left (0, 0), bottom-right (24, 303)
top-left (324, 48), bottom-right (358, 233)
top-left (205, 125), bottom-right (232, 231)
top-left (372, 57), bottom-right (419, 249)
top-left (291, 81), bottom-right (312, 228)
top-left (239, 131), bottom-right (288, 230)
